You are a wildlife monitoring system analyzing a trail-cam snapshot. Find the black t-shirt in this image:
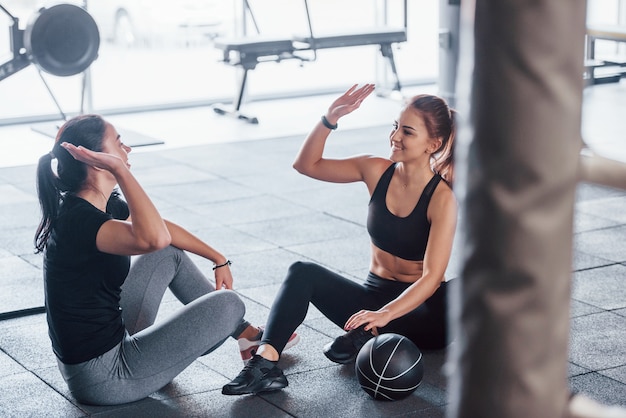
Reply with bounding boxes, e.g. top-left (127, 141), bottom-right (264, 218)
top-left (44, 193), bottom-right (130, 364)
